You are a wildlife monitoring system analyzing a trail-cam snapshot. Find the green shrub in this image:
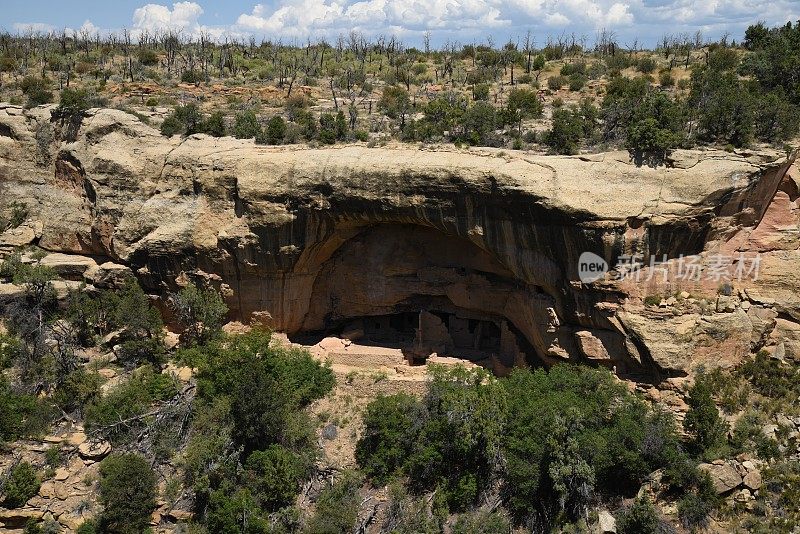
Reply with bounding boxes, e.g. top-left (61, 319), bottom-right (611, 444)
top-left (243, 444), bottom-right (310, 510)
top-left (284, 93), bottom-right (309, 120)
top-left (85, 367), bottom-right (177, 444)
top-left (259, 115), bottom-right (287, 145)
top-left (2, 461), bottom-right (40, 508)
top-left (357, 366), bottom-right (506, 511)
top-left (205, 487), bottom-right (270, 533)
top-left (702, 367), bottom-right (750, 414)
top-left (0, 202), bottom-right (29, 233)
top-left (185, 330), bottom-right (334, 532)
top-left (605, 54), bottom-right (631, 71)
top-left (731, 410), bottom-right (781, 460)
top-left (98, 453), bottom-right (157, 534)
top-left (64, 287), bottom-right (123, 346)
top-left (602, 78), bottom-right (685, 165)
top-left (53, 88), bottom-right (90, 119)
top-left (202, 111), bottom-right (226, 137)
top-left (502, 365), bottom-right (683, 524)
top-left (548, 75), bottom-right (567, 90)
top-left (504, 88), bottom-right (543, 134)
top-left (0, 333), bottom-right (21, 369)
top-left (461, 101), bottom-right (498, 146)
top-left (568, 74), bottom-right (587, 91)
top-left (181, 70), bottom-right (203, 84)
top-left (739, 351), bottom-right (799, 399)
top-left (184, 328), bottom-right (334, 524)
top-left (451, 510), bottom-right (511, 533)
top-left (233, 110), bottom-right (261, 139)
top-left (304, 471), bottom-right (361, 534)
top-left (472, 83), bottom-right (490, 101)
top-left (560, 62), bottom-right (586, 76)
top-left (752, 91), bottom-right (800, 143)
top-left (677, 471), bottom-right (719, 529)
top-left (137, 49), bottom-right (158, 66)
top-left (75, 520), bottom-right (98, 534)
top-left (355, 393), bottom-right (418, 484)
top-left (683, 375), bottom-right (730, 457)
top-left (545, 107), bottom-right (585, 154)
top-left (114, 279), bottom-right (165, 367)
top-left (637, 56), bottom-right (658, 74)
top-left (335, 110), bottom-right (347, 140)
top-left (708, 47), bottom-right (739, 71)
top-left (318, 113), bottom-right (338, 144)
top-left (168, 281), bottom-right (227, 346)
top-left (690, 69), bottom-right (753, 147)
top-left (0, 376), bottom-right (51, 441)
top-left (626, 117), bottom-right (682, 166)
top-left (616, 495), bottom-right (659, 534)
top-left (294, 109), bottom-right (318, 139)
top-left (754, 460), bottom-right (800, 531)
top-left (194, 329), bottom-right (334, 408)
top-left (659, 70), bottom-right (675, 87)
top-left (20, 76), bottom-right (53, 108)
top-left (378, 86), bottom-right (411, 126)
top-left (160, 103), bottom-right (204, 137)
top-left (53, 368), bottom-right (102, 415)
top-left (44, 446), bottom-right (62, 469)
top-left (159, 114), bottom-right (183, 137)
